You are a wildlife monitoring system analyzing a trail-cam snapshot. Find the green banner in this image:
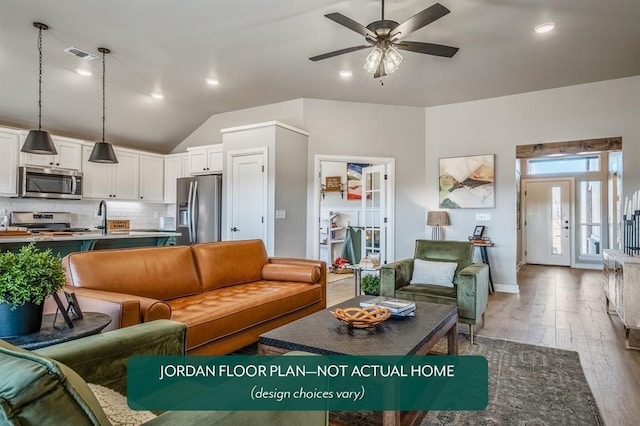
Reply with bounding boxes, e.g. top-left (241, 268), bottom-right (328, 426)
top-left (127, 355), bottom-right (487, 411)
